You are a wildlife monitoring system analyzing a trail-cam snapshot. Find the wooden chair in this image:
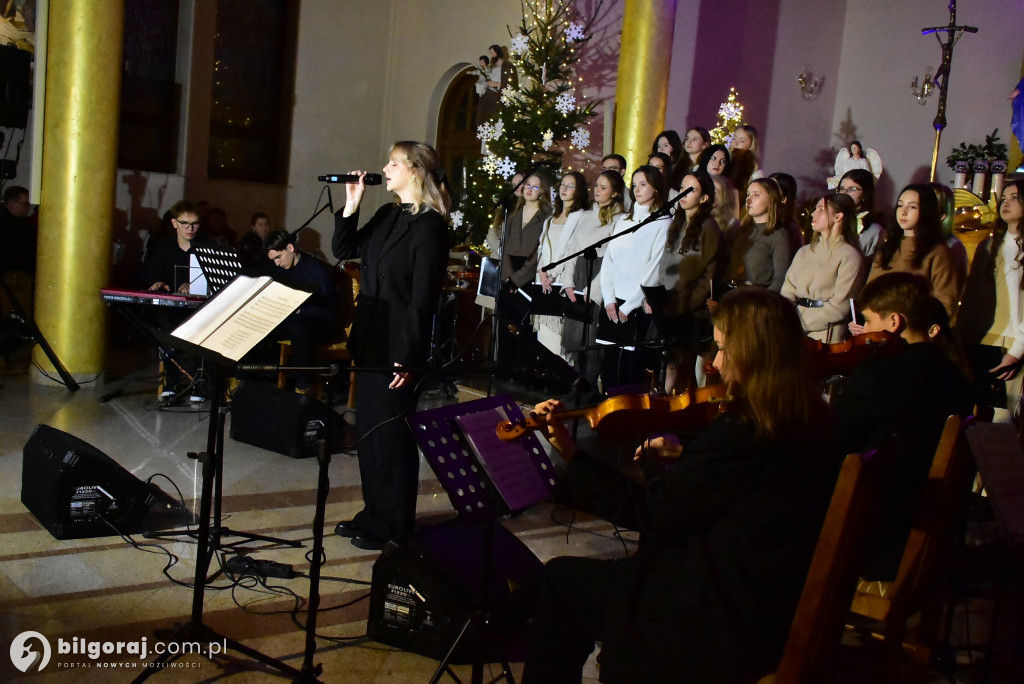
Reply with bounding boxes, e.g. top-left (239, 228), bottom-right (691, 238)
top-left (847, 415), bottom-right (973, 683)
top-left (758, 449), bottom-right (889, 684)
top-left (277, 261), bottom-right (358, 406)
